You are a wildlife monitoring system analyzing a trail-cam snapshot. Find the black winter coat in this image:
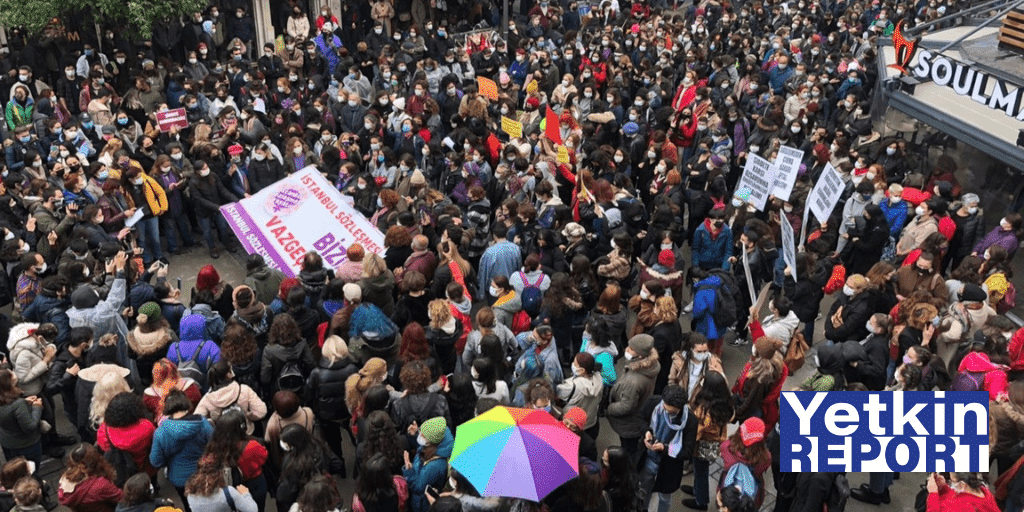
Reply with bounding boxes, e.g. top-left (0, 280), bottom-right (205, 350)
top-left (847, 333), bottom-right (889, 391)
top-left (648, 321), bottom-right (683, 395)
top-left (425, 319), bottom-right (462, 375)
top-left (248, 158), bottom-right (285, 193)
top-left (845, 219), bottom-right (889, 275)
top-left (260, 342), bottom-right (316, 396)
top-left (823, 290), bottom-right (878, 343)
top-left (788, 472), bottom-right (834, 512)
top-left (188, 174), bottom-right (238, 217)
top-left (305, 356), bottom-right (358, 422)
